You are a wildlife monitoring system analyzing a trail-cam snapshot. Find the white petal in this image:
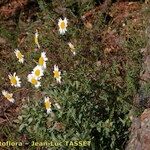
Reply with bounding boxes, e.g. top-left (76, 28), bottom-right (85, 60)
top-left (35, 81), bottom-right (41, 88)
top-left (64, 18), bottom-right (68, 24)
top-left (56, 77), bottom-right (61, 83)
top-left (44, 97), bottom-right (50, 102)
top-left (9, 98), bottom-right (15, 103)
top-left (2, 90), bottom-right (7, 96)
top-left (55, 103), bottom-right (61, 109)
top-left (47, 108), bottom-right (52, 114)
